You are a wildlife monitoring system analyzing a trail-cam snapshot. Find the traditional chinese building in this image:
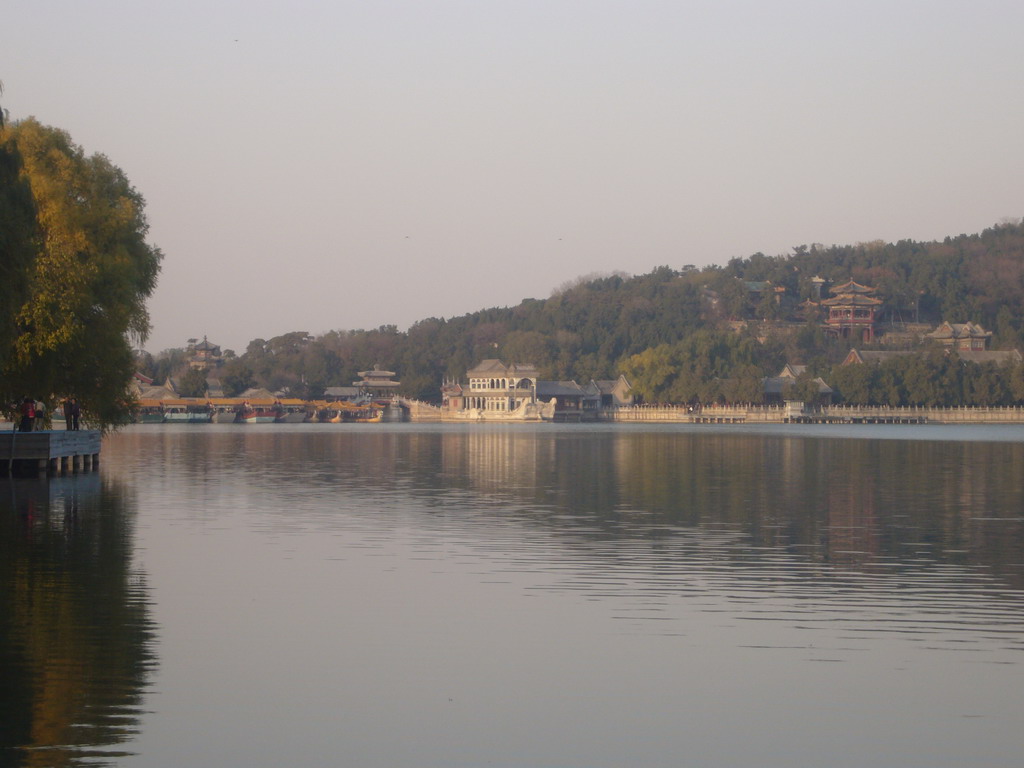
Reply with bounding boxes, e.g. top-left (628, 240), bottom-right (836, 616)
top-left (537, 380), bottom-right (589, 419)
top-left (586, 376), bottom-right (635, 407)
top-left (440, 379), bottom-right (465, 410)
top-left (324, 386), bottom-right (362, 403)
top-left (822, 280), bottom-right (883, 343)
top-left (188, 336), bottom-right (223, 370)
top-left (926, 321), bottom-right (991, 351)
top-left (353, 365), bottom-right (401, 399)
top-left (762, 364), bottom-right (832, 405)
top-left (841, 349), bottom-right (917, 366)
